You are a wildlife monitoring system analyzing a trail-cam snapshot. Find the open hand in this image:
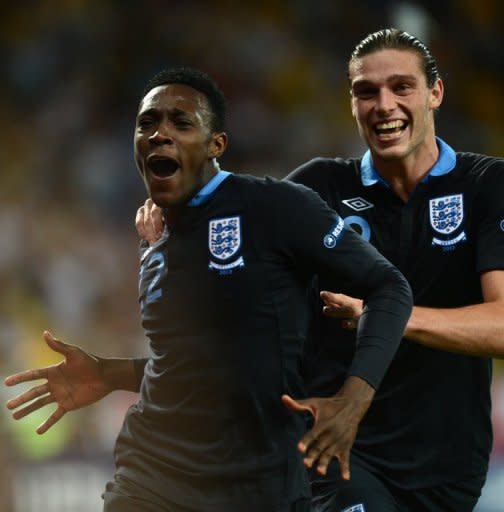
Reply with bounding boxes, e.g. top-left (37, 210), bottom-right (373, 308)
top-left (5, 331), bottom-right (110, 434)
top-left (282, 376), bottom-right (374, 480)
